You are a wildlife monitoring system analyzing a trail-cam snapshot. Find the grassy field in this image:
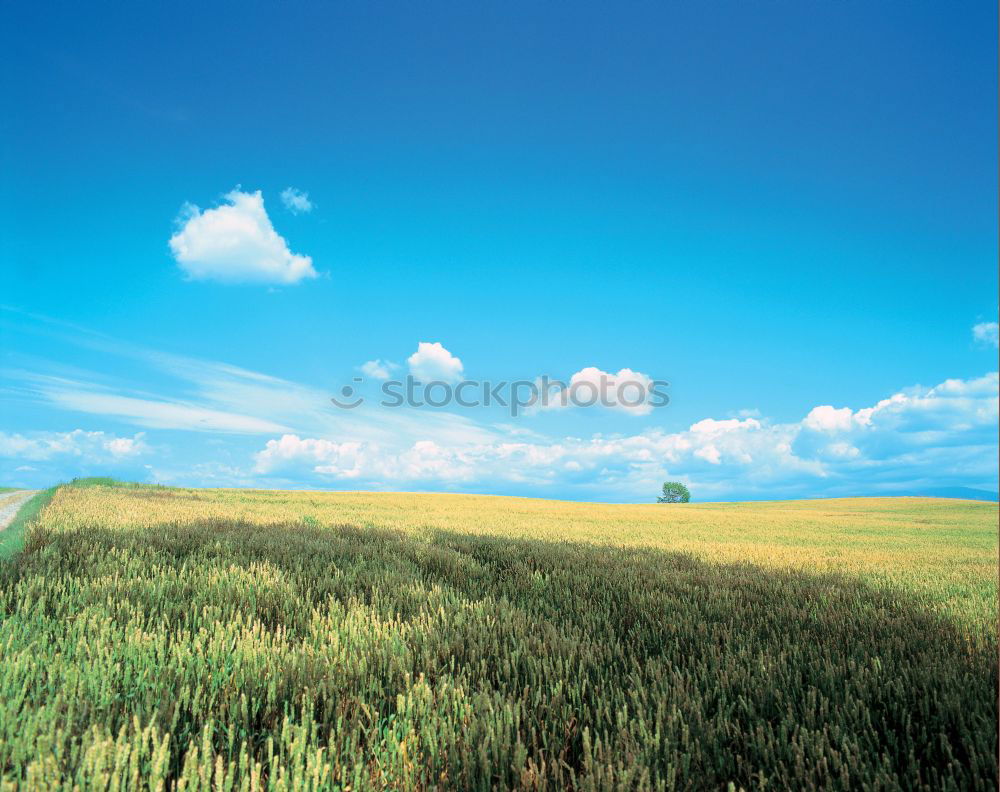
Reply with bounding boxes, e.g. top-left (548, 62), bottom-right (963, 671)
top-left (0, 481), bottom-right (995, 789)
